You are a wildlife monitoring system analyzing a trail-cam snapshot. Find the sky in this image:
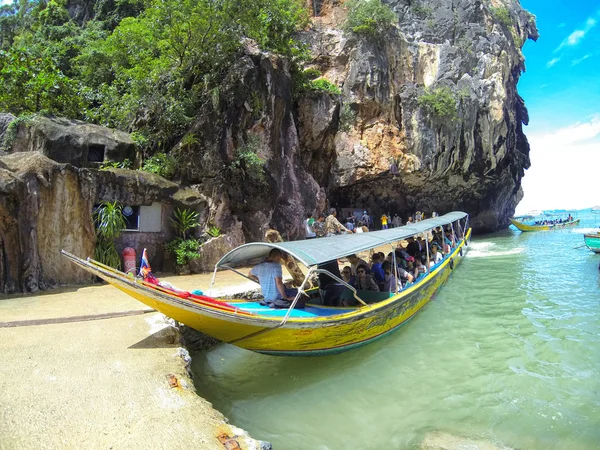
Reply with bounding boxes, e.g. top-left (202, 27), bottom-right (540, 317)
top-left (516, 0), bottom-right (600, 213)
